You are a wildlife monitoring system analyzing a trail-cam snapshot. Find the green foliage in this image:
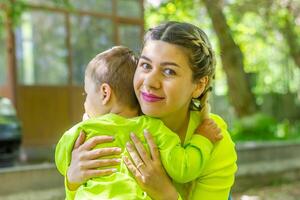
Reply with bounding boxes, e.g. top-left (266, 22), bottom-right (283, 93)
top-left (145, 0), bottom-right (205, 29)
top-left (231, 113), bottom-right (300, 141)
top-left (226, 0), bottom-right (300, 95)
top-left (0, 0), bottom-right (73, 28)
top-left (0, 0), bottom-right (27, 26)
